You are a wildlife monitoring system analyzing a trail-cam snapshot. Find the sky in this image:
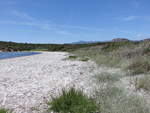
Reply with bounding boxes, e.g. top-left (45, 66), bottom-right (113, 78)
top-left (0, 0), bottom-right (150, 43)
